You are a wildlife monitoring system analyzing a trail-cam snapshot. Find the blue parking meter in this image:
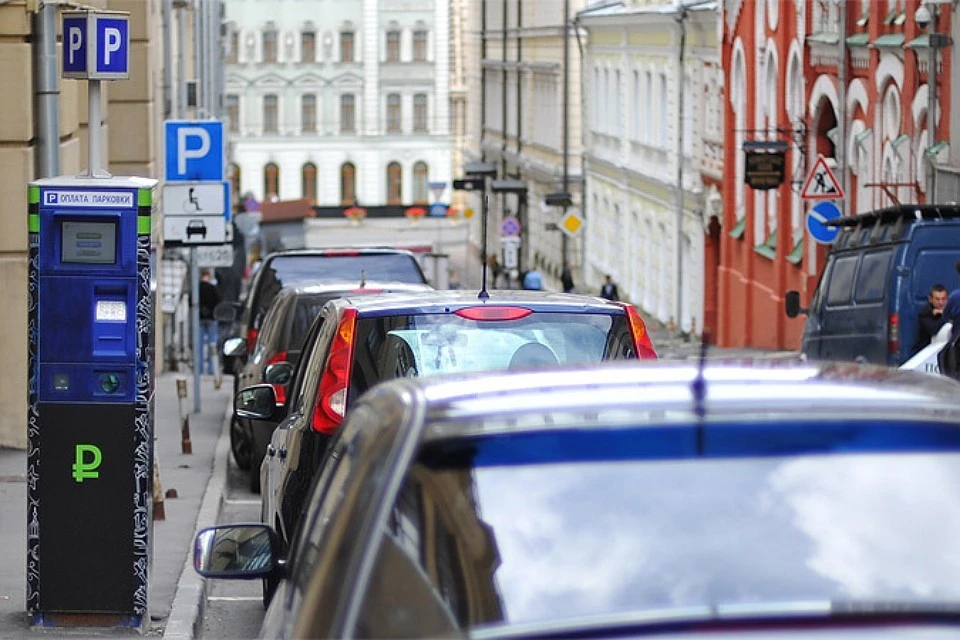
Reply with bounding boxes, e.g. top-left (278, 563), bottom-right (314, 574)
top-left (27, 176), bottom-right (156, 628)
